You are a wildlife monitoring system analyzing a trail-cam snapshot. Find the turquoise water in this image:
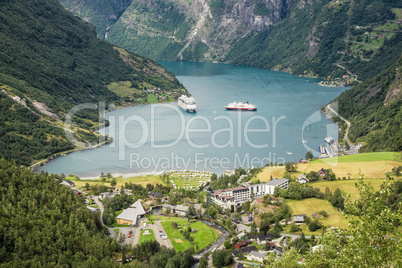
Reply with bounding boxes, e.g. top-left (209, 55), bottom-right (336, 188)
top-left (37, 62), bottom-right (347, 177)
